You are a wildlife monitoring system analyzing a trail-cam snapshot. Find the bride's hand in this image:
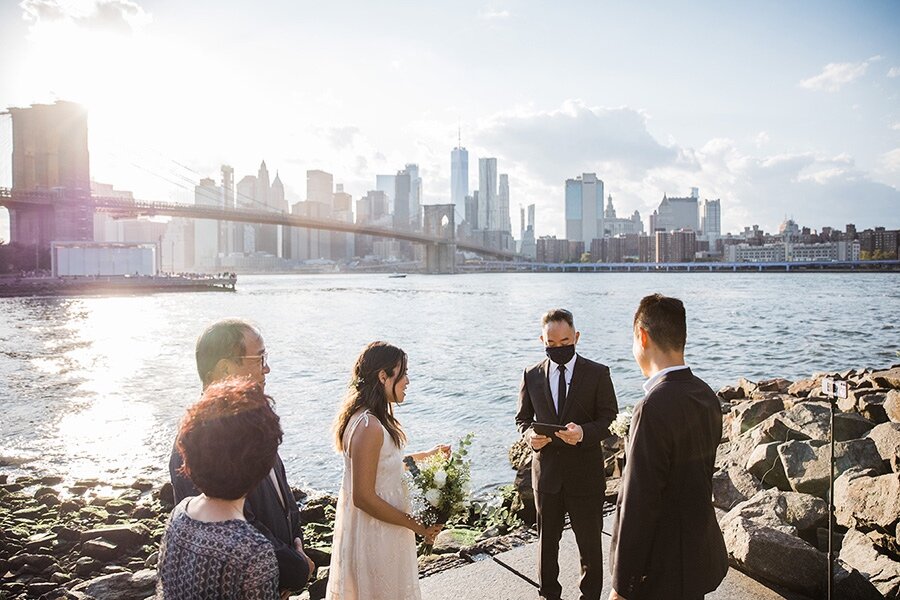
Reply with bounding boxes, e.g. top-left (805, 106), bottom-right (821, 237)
top-left (423, 524), bottom-right (443, 545)
top-left (429, 444), bottom-right (451, 459)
